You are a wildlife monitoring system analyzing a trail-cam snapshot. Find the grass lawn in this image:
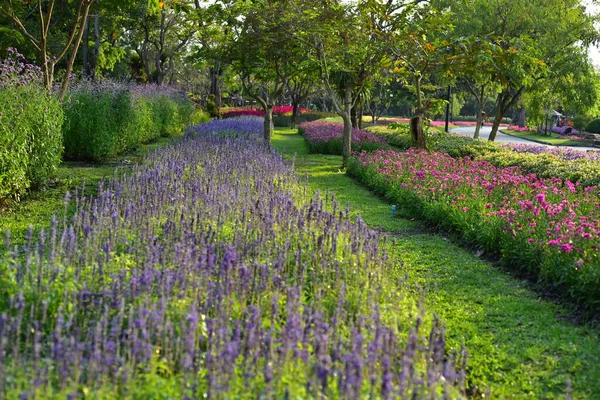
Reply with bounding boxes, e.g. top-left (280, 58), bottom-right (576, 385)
top-left (503, 129), bottom-right (593, 147)
top-left (273, 127), bottom-right (600, 399)
top-left (0, 137), bottom-right (175, 250)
